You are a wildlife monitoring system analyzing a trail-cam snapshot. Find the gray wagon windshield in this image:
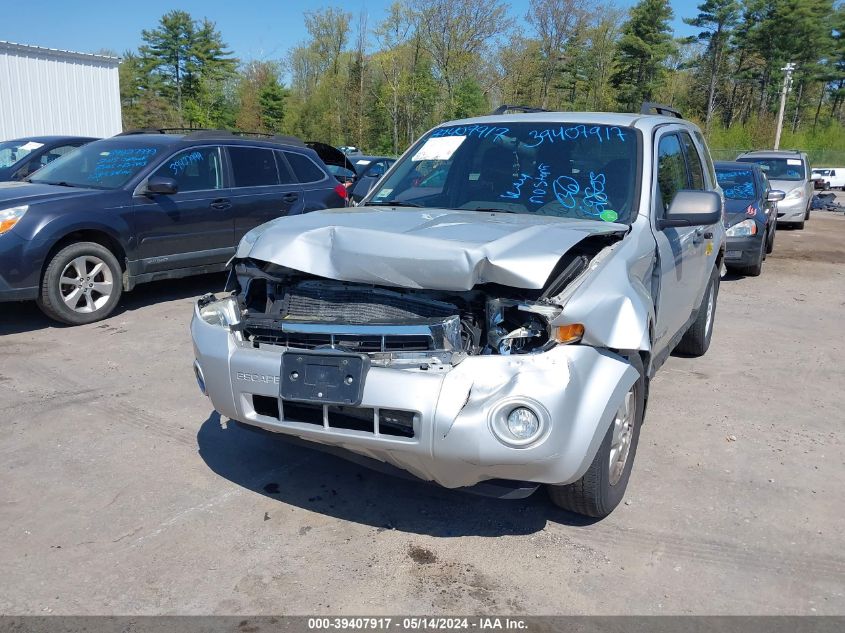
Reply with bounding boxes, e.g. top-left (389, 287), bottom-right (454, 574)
top-left (737, 157), bottom-right (805, 181)
top-left (29, 141), bottom-right (160, 189)
top-left (365, 122), bottom-right (639, 224)
top-left (716, 168), bottom-right (757, 200)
